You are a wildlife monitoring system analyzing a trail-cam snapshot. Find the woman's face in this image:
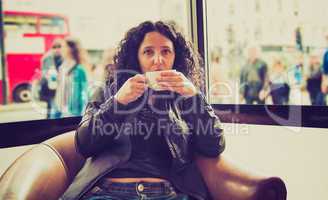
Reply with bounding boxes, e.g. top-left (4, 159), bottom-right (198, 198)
top-left (61, 42), bottom-right (72, 60)
top-left (52, 43), bottom-right (62, 57)
top-left (138, 31), bottom-right (175, 73)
